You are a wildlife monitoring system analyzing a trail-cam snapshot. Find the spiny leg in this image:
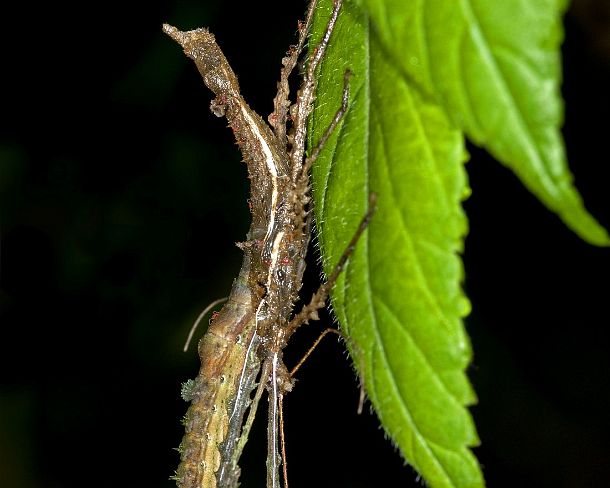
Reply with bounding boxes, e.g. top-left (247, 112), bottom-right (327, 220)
top-left (272, 58), bottom-right (356, 488)
top-left (289, 0), bottom-right (344, 180)
top-left (304, 0), bottom-right (343, 83)
top-left (267, 353), bottom-right (283, 488)
top-left (271, 202), bottom-right (373, 488)
top-left (272, 62), bottom-right (351, 486)
top-left (286, 193), bottom-right (377, 338)
top-left (300, 69), bottom-right (351, 181)
top-left (293, 65), bottom-right (351, 264)
top-left (286, 66), bottom-right (354, 340)
top-left (266, 4), bottom-right (345, 487)
top-left (269, 0), bottom-right (318, 144)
